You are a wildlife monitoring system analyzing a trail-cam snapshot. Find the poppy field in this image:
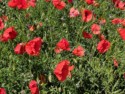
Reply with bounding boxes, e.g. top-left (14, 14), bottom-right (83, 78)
top-left (0, 0), bottom-right (125, 94)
